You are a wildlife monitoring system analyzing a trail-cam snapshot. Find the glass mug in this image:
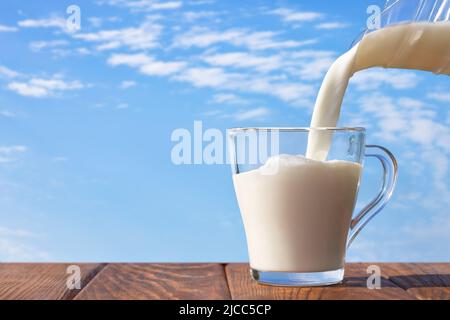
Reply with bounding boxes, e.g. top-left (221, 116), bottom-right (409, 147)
top-left (228, 127), bottom-right (397, 286)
